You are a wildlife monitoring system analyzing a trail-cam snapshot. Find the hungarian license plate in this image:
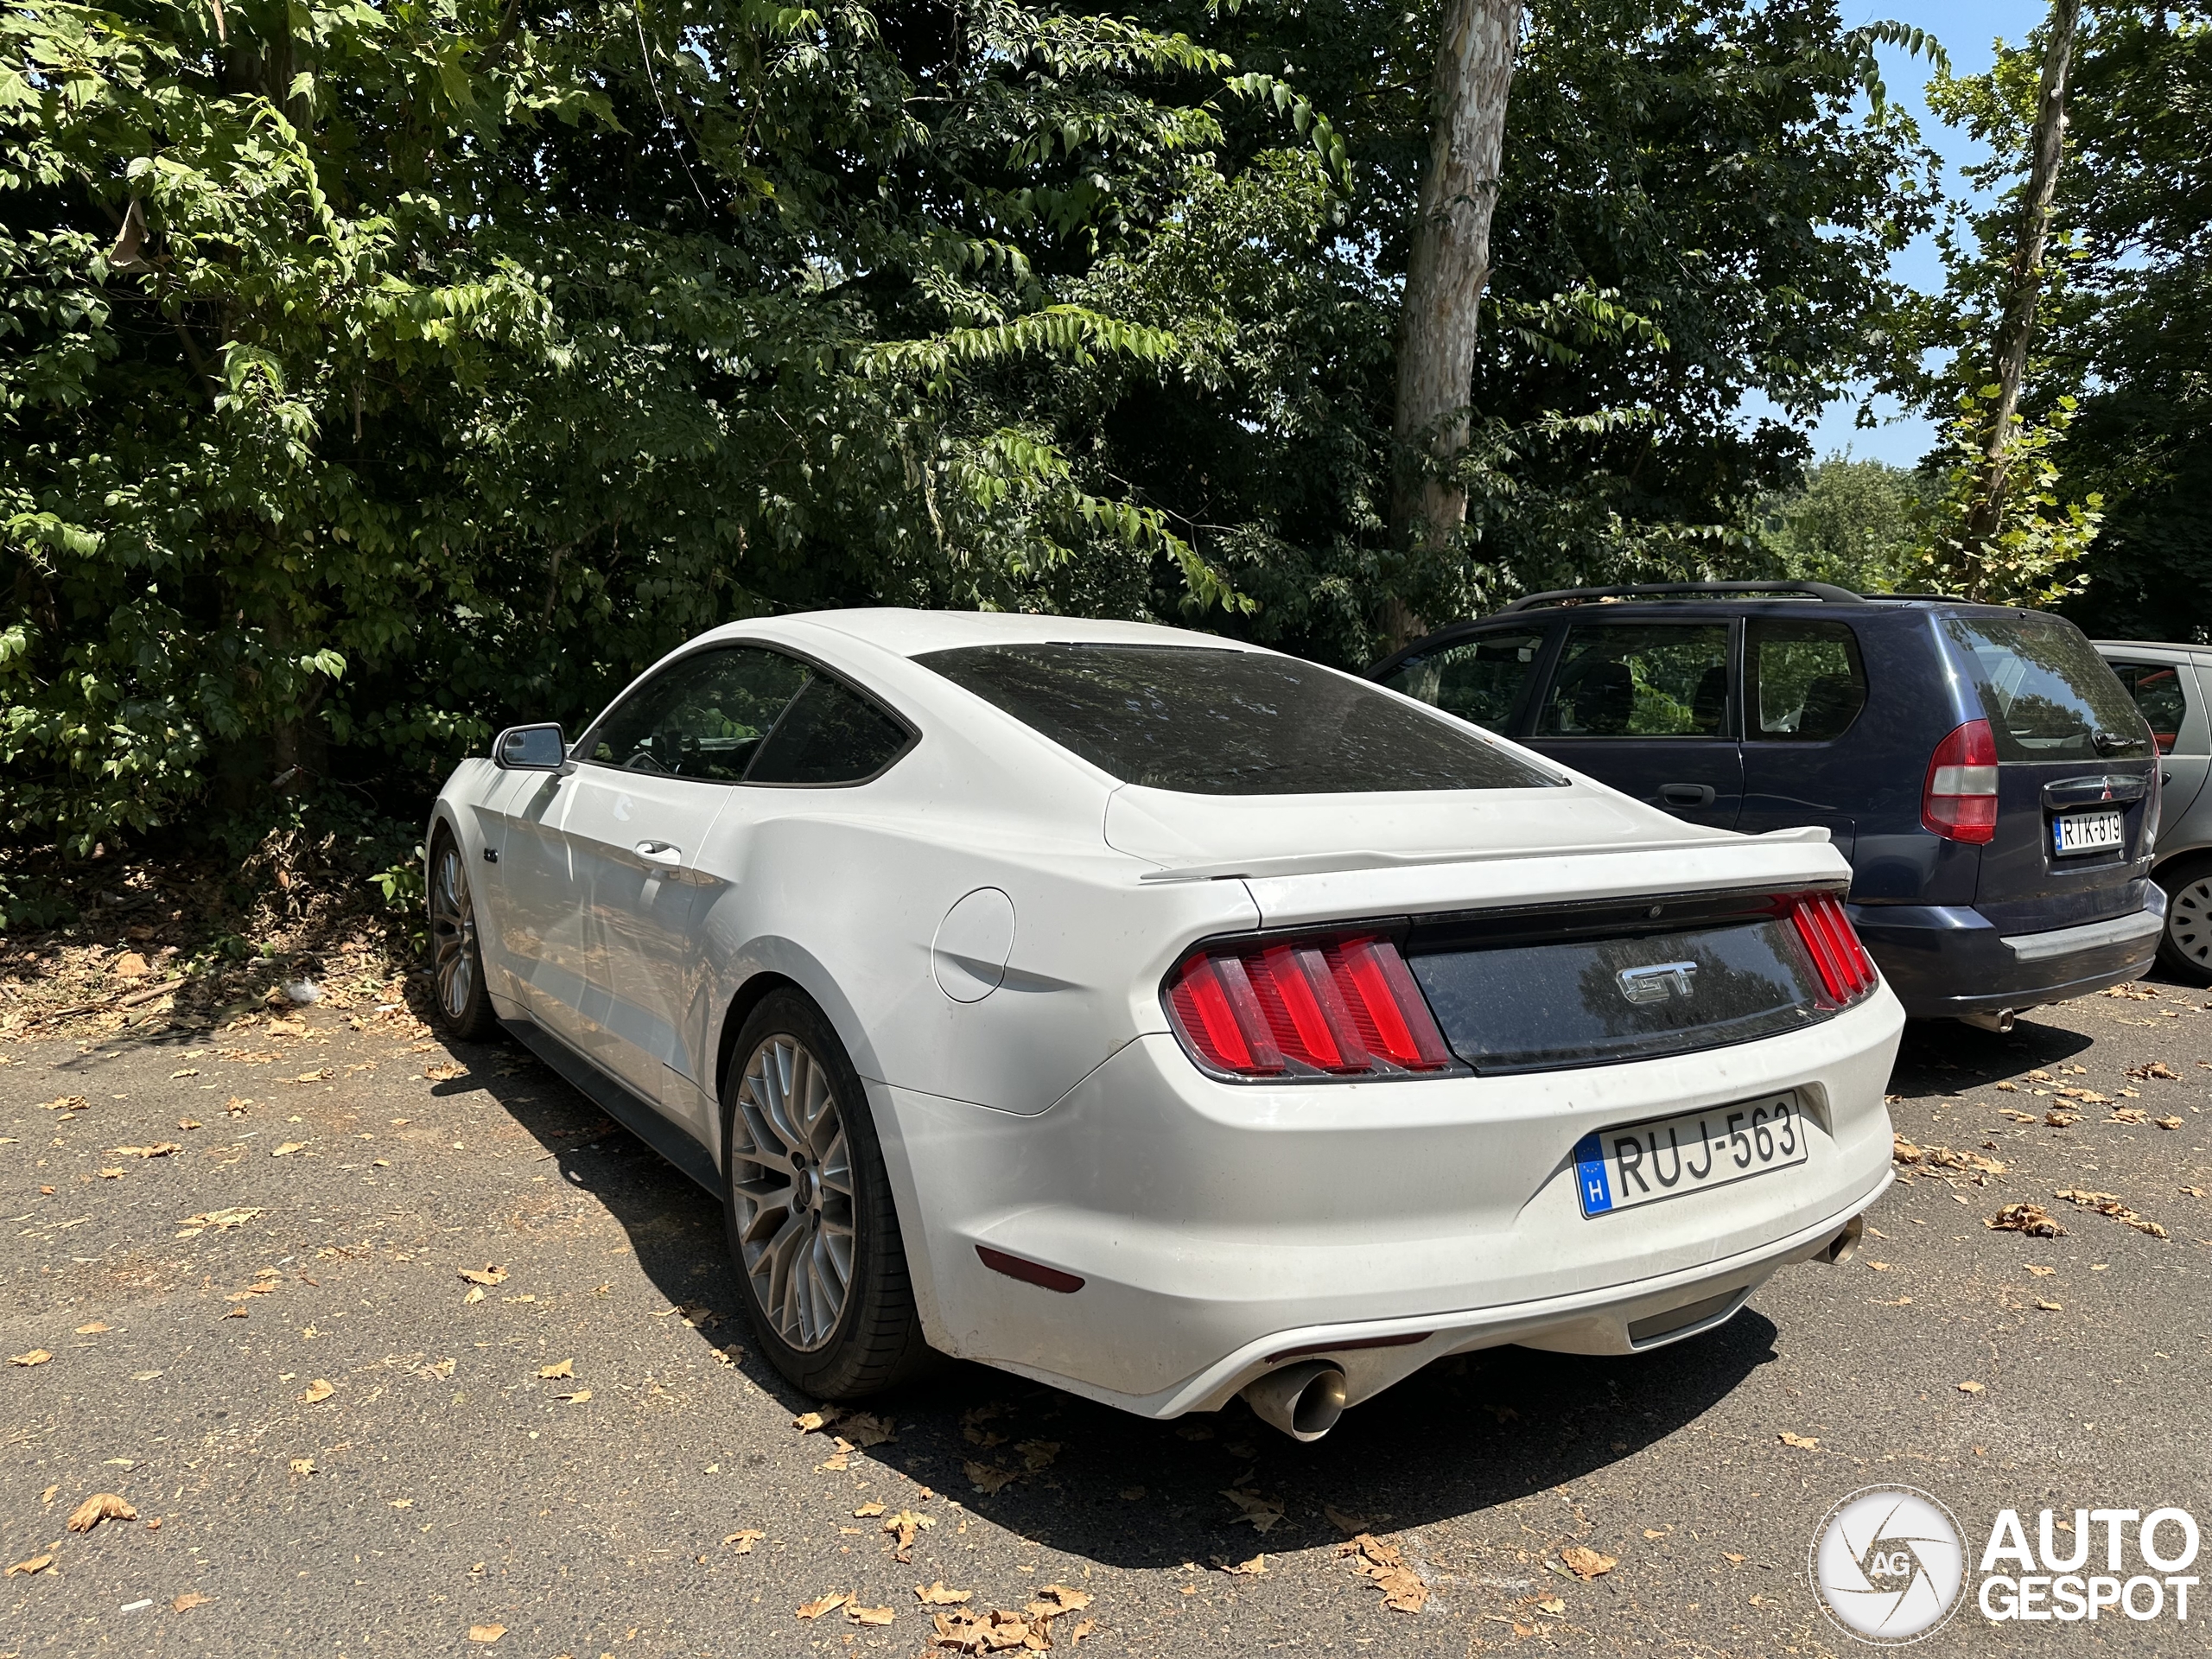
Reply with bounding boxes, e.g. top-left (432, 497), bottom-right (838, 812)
top-left (1573, 1092), bottom-right (1806, 1218)
top-left (2053, 809), bottom-right (2124, 856)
